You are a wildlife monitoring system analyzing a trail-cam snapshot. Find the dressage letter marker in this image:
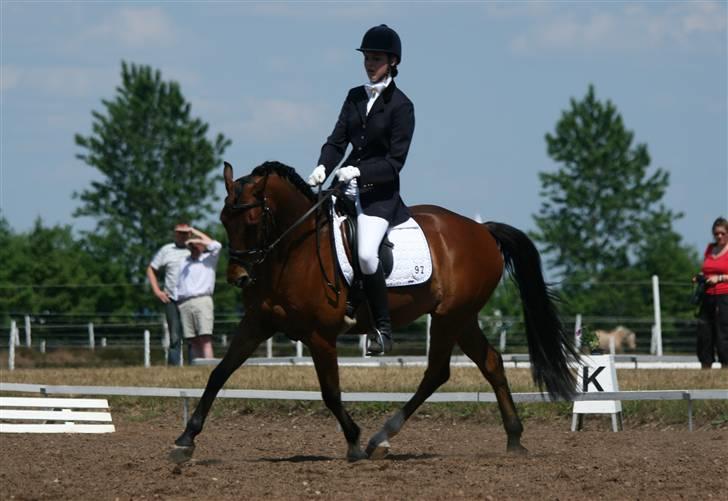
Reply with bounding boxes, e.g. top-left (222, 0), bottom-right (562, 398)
top-left (582, 366), bottom-right (605, 392)
top-left (572, 354), bottom-right (623, 432)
